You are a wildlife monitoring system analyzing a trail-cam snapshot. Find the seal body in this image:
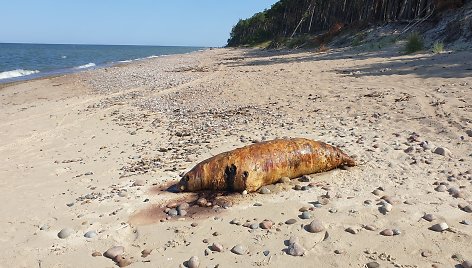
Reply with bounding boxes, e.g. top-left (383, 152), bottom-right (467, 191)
top-left (178, 138), bottom-right (355, 192)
